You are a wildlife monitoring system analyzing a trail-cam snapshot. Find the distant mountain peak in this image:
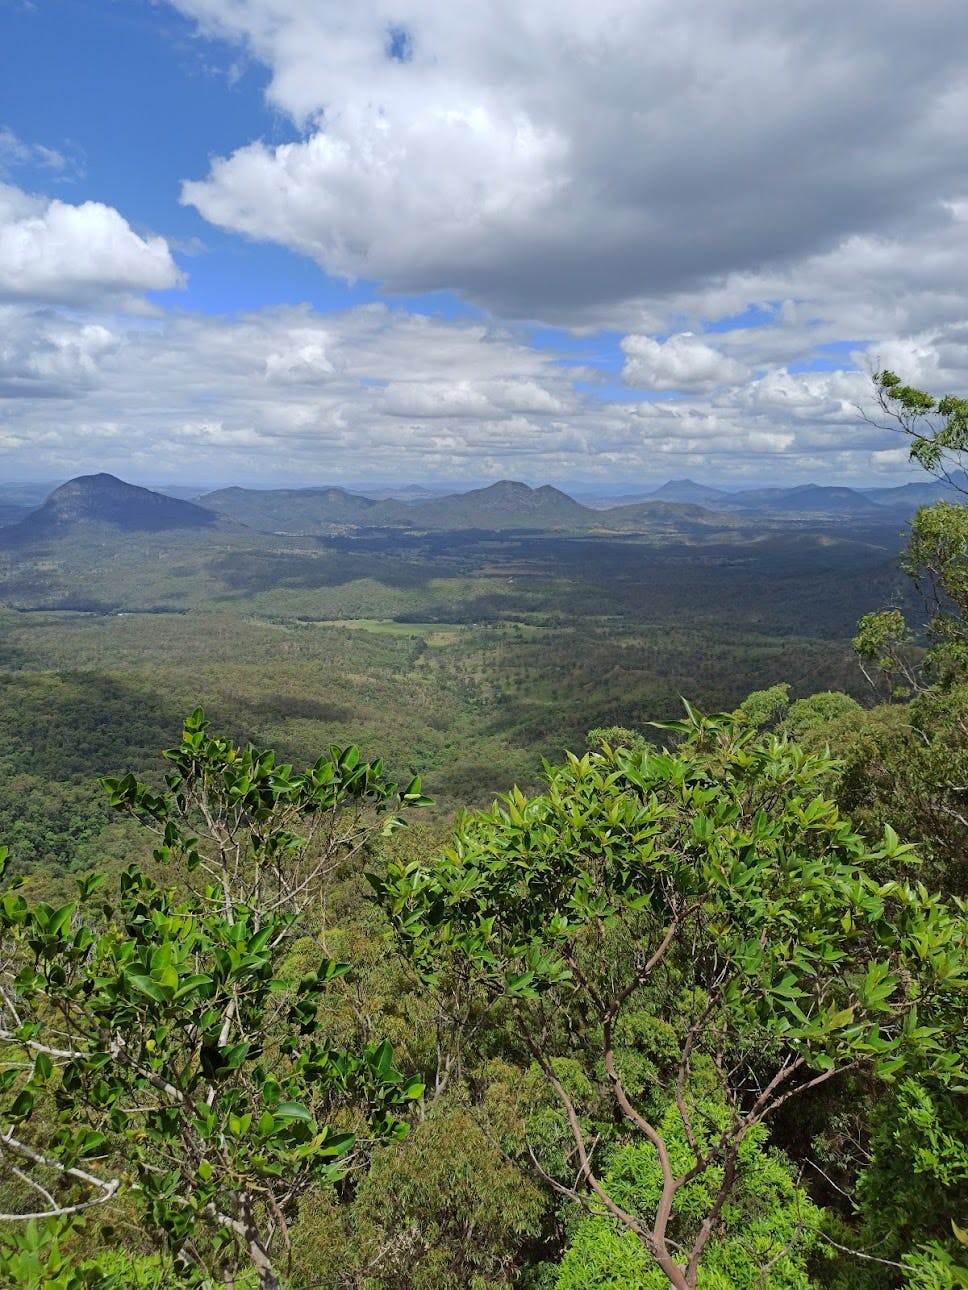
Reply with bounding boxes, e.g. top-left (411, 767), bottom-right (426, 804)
top-left (0, 473), bottom-right (217, 545)
top-left (766, 484), bottom-right (881, 513)
top-left (483, 479), bottom-right (535, 496)
top-left (411, 479), bottom-right (590, 526)
top-left (648, 479), bottom-right (728, 504)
